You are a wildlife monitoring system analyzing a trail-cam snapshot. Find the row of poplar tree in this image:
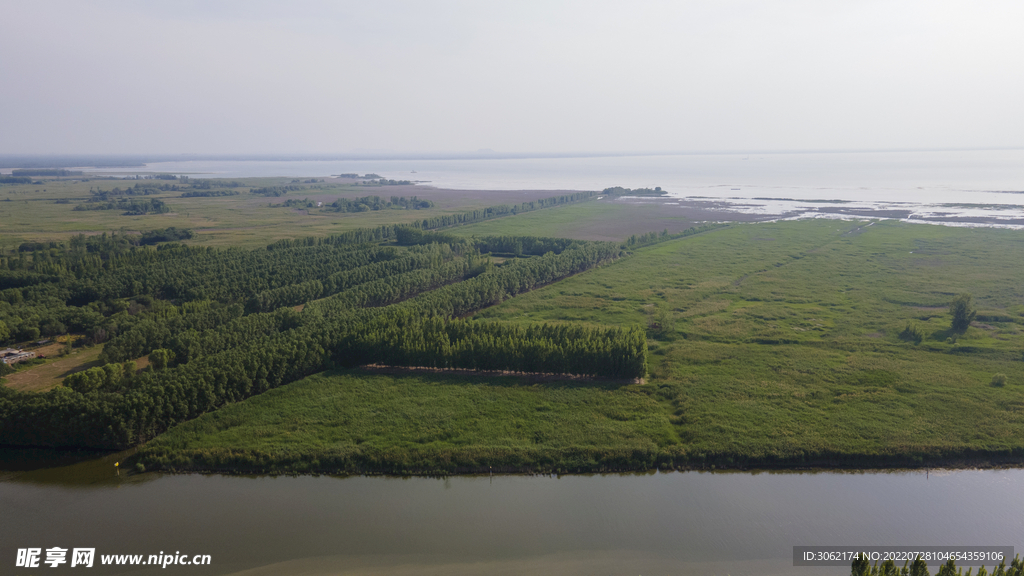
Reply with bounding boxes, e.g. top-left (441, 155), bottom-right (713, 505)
top-left (0, 227), bottom-right (643, 449)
